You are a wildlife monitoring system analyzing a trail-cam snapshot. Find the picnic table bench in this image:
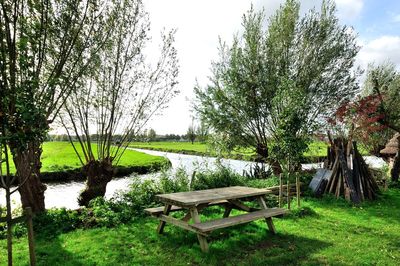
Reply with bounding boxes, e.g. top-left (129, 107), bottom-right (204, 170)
top-left (145, 186), bottom-right (287, 252)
